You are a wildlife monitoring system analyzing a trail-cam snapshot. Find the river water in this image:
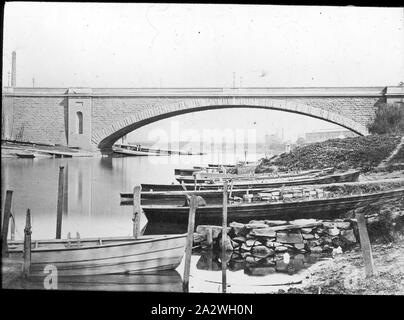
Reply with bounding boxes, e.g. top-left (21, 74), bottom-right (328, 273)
top-left (2, 152), bottom-right (327, 293)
